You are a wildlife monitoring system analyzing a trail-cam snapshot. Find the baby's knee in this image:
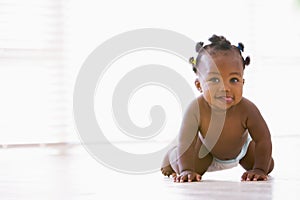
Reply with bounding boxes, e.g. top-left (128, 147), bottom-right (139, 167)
top-left (268, 158), bottom-right (274, 174)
